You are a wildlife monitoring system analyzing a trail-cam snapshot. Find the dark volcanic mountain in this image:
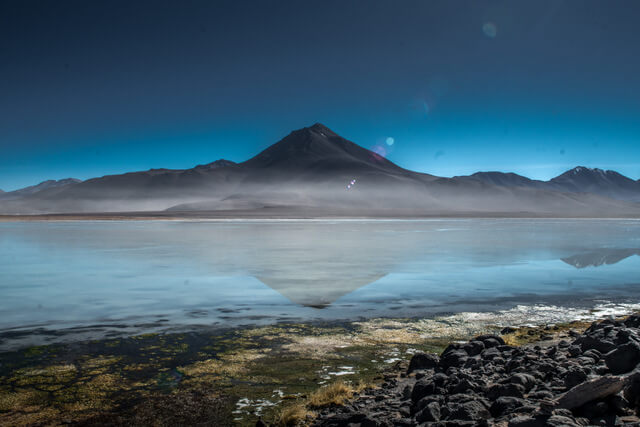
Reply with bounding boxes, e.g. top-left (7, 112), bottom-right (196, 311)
top-left (550, 167), bottom-right (640, 202)
top-left (193, 159), bottom-right (237, 171)
top-left (457, 167), bottom-right (640, 202)
top-left (0, 178), bottom-right (81, 201)
top-left (1, 124), bottom-right (640, 216)
top-left (454, 172), bottom-right (549, 189)
top-left (242, 123), bottom-right (425, 177)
